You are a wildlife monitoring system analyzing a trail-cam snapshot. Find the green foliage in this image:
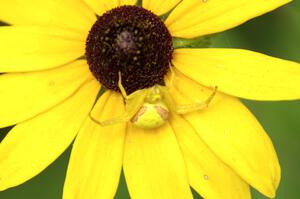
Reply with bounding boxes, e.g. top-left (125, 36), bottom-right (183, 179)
top-left (173, 36), bottom-right (213, 49)
top-left (136, 0), bottom-right (142, 7)
top-left (0, 126), bottom-right (12, 142)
